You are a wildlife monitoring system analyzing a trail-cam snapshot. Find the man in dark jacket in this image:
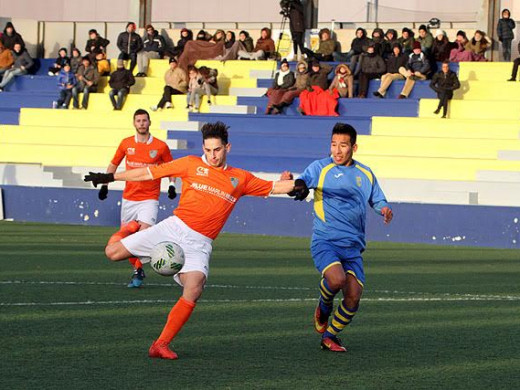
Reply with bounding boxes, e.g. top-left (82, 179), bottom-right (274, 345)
top-left (109, 59), bottom-right (136, 110)
top-left (0, 43), bottom-right (33, 91)
top-left (398, 41), bottom-right (430, 99)
top-left (0, 22), bottom-right (25, 50)
top-left (430, 61), bottom-right (460, 118)
top-left (508, 42), bottom-right (520, 81)
top-left (287, 0), bottom-right (305, 60)
top-left (117, 22), bottom-right (143, 73)
top-left (373, 43), bottom-right (408, 98)
top-left (170, 28), bottom-right (193, 57)
top-left (497, 9), bottom-right (516, 61)
top-left (85, 29), bottom-right (110, 62)
top-left (333, 28), bottom-right (370, 72)
top-left (136, 25), bottom-right (166, 77)
top-left (72, 56), bottom-right (100, 109)
top-left (356, 43), bottom-right (386, 98)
